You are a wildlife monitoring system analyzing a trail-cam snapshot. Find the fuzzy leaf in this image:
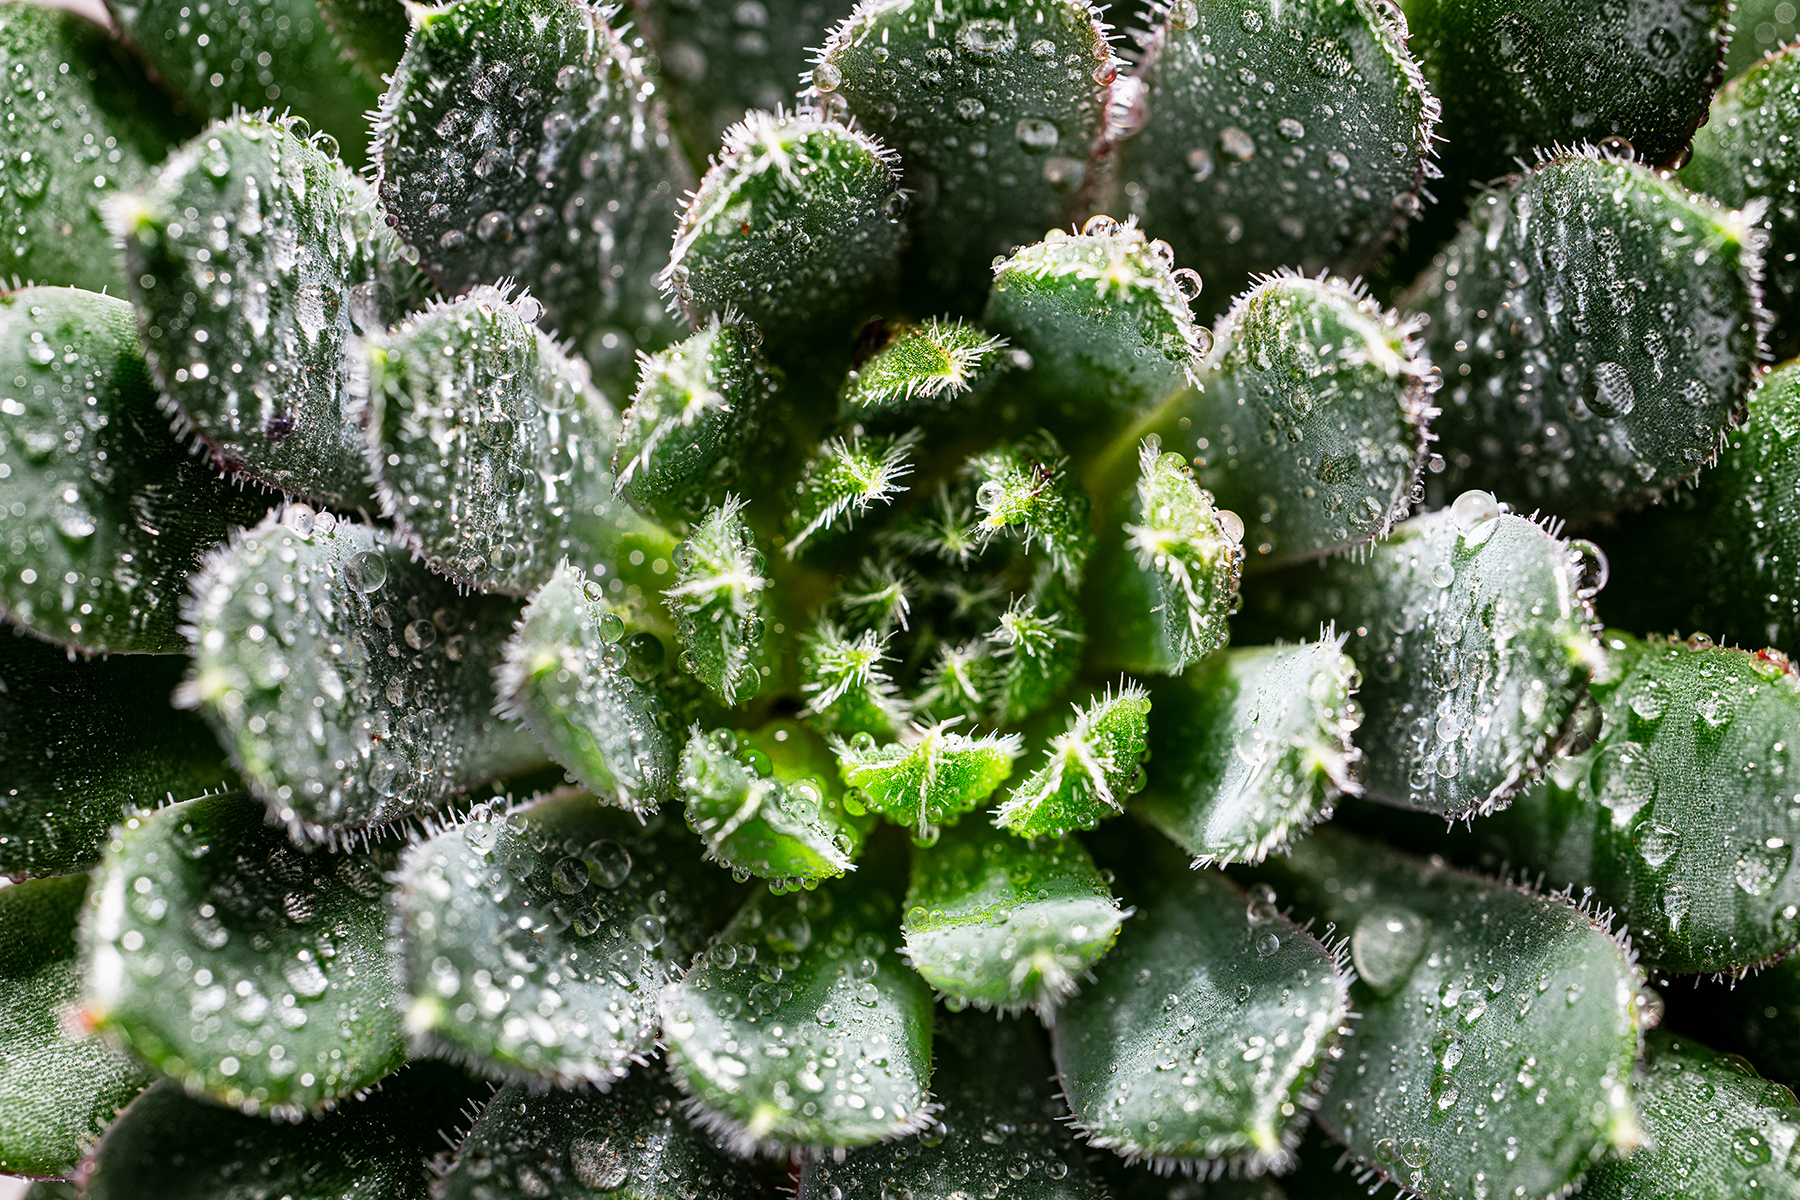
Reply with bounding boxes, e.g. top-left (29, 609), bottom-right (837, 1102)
top-left (82, 791), bottom-right (407, 1114)
top-left (395, 794), bottom-right (736, 1087)
top-left (664, 110), bottom-right (905, 347)
top-left (1135, 640), bottom-right (1359, 867)
top-left (1726, 0), bottom-right (1800, 78)
top-left (798, 619), bottom-right (906, 738)
top-left (315, 0), bottom-right (408, 83)
top-left (1054, 849), bottom-right (1350, 1173)
top-left (902, 819), bottom-right (1123, 1013)
top-left (107, 0), bottom-right (380, 163)
top-left (1168, 274), bottom-right (1435, 567)
top-left (83, 1062), bottom-right (487, 1200)
top-left (183, 513), bottom-right (548, 838)
top-left (1238, 504), bottom-right (1597, 818)
top-left (966, 430), bottom-right (1092, 581)
top-left (839, 319), bottom-right (1012, 420)
top-left (834, 719), bottom-right (1022, 840)
top-left (786, 430), bottom-right (918, 559)
top-left (354, 286), bottom-right (671, 595)
top-left (813, 0), bottom-right (1117, 308)
top-left (663, 497), bottom-right (770, 704)
top-left (0, 631), bottom-right (237, 876)
top-left (983, 218), bottom-right (1210, 431)
top-left (440, 1067), bottom-right (775, 1200)
top-left (1409, 151), bottom-right (1762, 522)
top-left (832, 553), bottom-right (921, 637)
top-left (0, 5), bottom-right (194, 295)
top-left (799, 1011), bottom-right (1100, 1199)
top-left (680, 722), bottom-right (869, 886)
top-left (1682, 43), bottom-right (1800, 360)
top-left (615, 319), bottom-right (784, 527)
top-left (660, 869), bottom-right (935, 1152)
top-left (375, 0), bottom-right (687, 380)
top-left (120, 114), bottom-right (423, 508)
top-left (995, 682), bottom-right (1152, 838)
top-left (496, 562), bottom-right (677, 815)
top-left (988, 574), bottom-right (1086, 724)
top-left (0, 873), bottom-right (150, 1178)
top-left (1086, 440), bottom-right (1242, 675)
top-left (1247, 826), bottom-right (1645, 1200)
top-left (0, 287), bottom-right (269, 653)
top-left (1115, 0), bottom-right (1436, 310)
